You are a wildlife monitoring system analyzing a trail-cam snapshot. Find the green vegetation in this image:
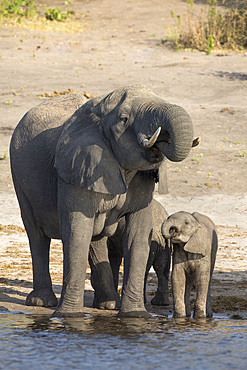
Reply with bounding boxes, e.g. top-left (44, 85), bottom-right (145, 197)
top-left (0, 0), bottom-right (73, 23)
top-left (0, 0), bottom-right (83, 31)
top-left (163, 0), bottom-right (247, 52)
top-left (207, 172), bottom-right (212, 184)
top-left (192, 153), bottom-right (204, 164)
top-left (45, 6), bottom-right (72, 22)
top-left (0, 151), bottom-right (7, 160)
top-left (0, 0), bottom-right (36, 19)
